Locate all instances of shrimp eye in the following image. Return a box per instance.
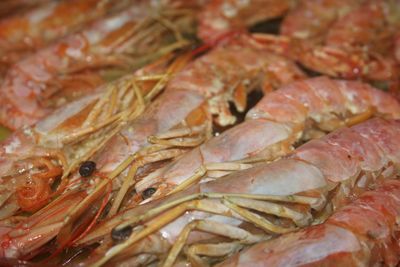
[111,225,133,242]
[79,161,96,177]
[142,187,156,199]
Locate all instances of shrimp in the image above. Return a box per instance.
[0,50,186,220]
[133,76,400,205]
[217,178,400,267]
[197,0,294,44]
[75,117,400,267]
[0,191,87,259]
[280,0,363,40]
[0,51,193,260]
[0,0,195,130]
[55,32,305,246]
[282,0,400,82]
[0,0,132,73]
[198,0,400,83]
[0,33,304,259]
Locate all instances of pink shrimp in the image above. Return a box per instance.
[198,0,400,82]
[0,191,87,259]
[282,0,400,82]
[0,50,194,260]
[217,178,400,267]
[197,0,294,44]
[0,0,195,130]
[74,118,400,267]
[280,0,363,40]
[0,49,187,218]
[0,0,131,72]
[88,33,304,180]
[0,33,304,259]
[54,32,305,245]
[134,76,400,204]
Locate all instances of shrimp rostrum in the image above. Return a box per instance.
[218,178,400,267]
[79,117,400,267]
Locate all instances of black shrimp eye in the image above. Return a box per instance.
[111,225,133,242]
[142,187,156,199]
[79,161,96,177]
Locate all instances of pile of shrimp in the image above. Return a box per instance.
[0,0,399,266]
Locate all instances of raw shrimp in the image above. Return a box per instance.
[77,118,400,267]
[135,76,400,204]
[0,0,131,71]
[0,0,195,130]
[280,0,363,40]
[217,178,400,267]
[0,33,304,259]
[199,0,400,82]
[197,0,294,44]
[55,32,305,246]
[282,0,400,82]
[0,51,186,220]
